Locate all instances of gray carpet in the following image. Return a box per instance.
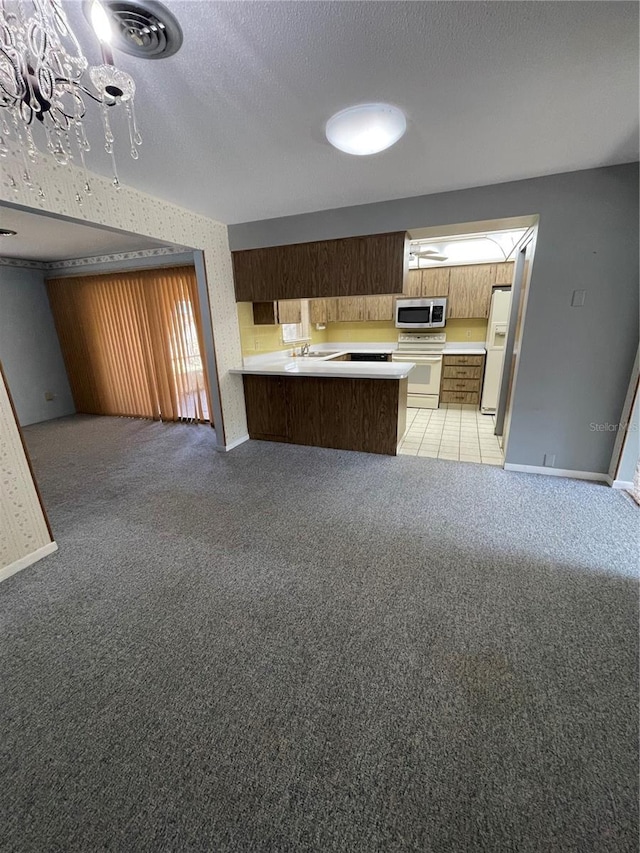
[1,415,638,853]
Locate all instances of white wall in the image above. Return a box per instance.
[0,265,75,425]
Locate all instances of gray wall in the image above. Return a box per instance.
[0,265,75,425]
[229,164,640,474]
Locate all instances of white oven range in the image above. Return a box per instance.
[391,332,446,408]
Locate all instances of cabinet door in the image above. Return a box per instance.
[276,299,302,324]
[447,265,493,318]
[405,269,422,297]
[491,262,514,285]
[252,302,277,325]
[421,267,450,297]
[363,295,393,321]
[243,376,289,440]
[336,296,365,322]
[233,232,407,301]
[309,299,327,324]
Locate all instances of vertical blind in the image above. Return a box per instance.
[47,266,212,423]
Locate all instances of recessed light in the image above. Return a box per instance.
[0,228,17,236]
[325,103,407,156]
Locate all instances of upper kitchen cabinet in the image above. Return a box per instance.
[491,262,515,285]
[232,232,409,302]
[363,295,394,321]
[253,300,303,325]
[421,267,450,297]
[447,265,494,319]
[405,267,450,298]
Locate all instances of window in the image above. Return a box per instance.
[281,300,311,344]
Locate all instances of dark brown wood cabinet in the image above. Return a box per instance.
[233,232,409,302]
[242,374,407,455]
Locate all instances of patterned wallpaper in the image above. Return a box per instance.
[0,157,246,573]
[0,370,52,570]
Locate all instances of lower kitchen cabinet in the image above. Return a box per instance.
[242,374,407,455]
[243,376,289,439]
[440,354,486,406]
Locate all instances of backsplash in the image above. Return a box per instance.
[237,307,488,354]
[324,318,488,343]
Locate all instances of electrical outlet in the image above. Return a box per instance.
[543,453,556,467]
[254,338,260,350]
[466,330,472,339]
[44,391,55,402]
[571,289,586,307]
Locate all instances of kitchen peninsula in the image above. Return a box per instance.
[231,350,414,455]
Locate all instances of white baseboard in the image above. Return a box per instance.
[504,463,608,483]
[606,476,634,490]
[221,433,250,452]
[0,541,58,584]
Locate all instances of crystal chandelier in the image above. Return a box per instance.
[0,0,142,200]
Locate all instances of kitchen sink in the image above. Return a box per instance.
[303,351,341,358]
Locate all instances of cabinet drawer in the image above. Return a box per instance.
[443,366,482,380]
[440,390,480,405]
[442,378,480,392]
[443,355,484,366]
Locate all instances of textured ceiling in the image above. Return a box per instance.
[63,0,638,224]
[0,205,170,261]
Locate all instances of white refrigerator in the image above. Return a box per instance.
[481,288,511,413]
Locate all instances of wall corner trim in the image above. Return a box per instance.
[604,475,634,490]
[0,541,58,584]
[222,434,250,452]
[504,463,609,484]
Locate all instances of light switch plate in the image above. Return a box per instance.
[571,289,586,307]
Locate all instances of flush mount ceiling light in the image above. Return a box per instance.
[0,0,180,202]
[0,228,17,236]
[325,103,406,156]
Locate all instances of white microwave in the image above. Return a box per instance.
[395,298,447,329]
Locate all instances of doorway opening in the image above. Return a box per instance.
[395,216,539,468]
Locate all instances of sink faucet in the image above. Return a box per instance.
[301,342,310,357]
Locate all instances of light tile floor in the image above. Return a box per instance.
[398,405,504,465]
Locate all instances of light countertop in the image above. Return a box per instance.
[231,357,415,380]
[233,345,413,379]
[443,343,486,355]
[232,339,487,380]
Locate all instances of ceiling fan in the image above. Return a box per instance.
[410,248,449,262]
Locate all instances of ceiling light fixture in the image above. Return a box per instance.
[0,0,179,201]
[0,228,17,236]
[325,103,406,156]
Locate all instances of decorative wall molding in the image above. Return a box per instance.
[0,257,48,270]
[46,245,188,270]
[1,245,188,271]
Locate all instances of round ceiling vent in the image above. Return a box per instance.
[86,1,183,59]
